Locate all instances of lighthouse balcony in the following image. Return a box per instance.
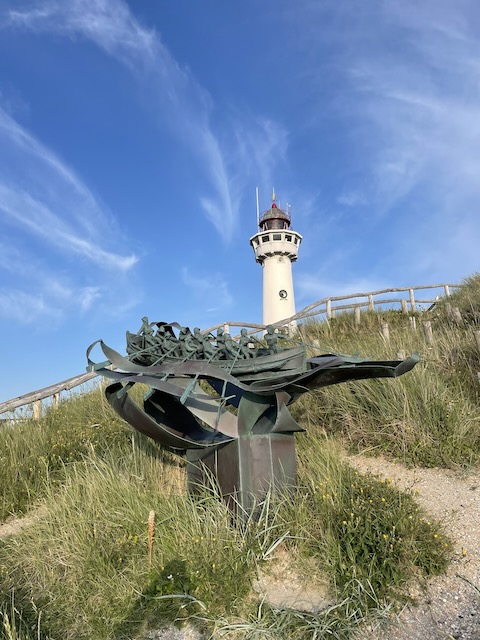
[250,230,302,263]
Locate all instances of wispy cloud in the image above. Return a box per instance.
[0,289,59,323]
[295,273,386,304]
[181,266,233,314]
[0,240,104,323]
[337,190,367,208]
[0,284,102,324]
[0,104,138,323]
[0,182,136,271]
[6,0,288,243]
[287,0,480,282]
[0,106,137,270]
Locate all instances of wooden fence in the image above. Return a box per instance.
[211,283,460,335]
[0,282,461,419]
[0,371,98,421]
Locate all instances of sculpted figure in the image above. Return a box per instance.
[153,325,166,351]
[162,327,181,357]
[238,328,255,359]
[178,327,198,359]
[216,328,226,358]
[192,327,206,359]
[194,327,217,359]
[223,332,241,359]
[138,316,153,336]
[265,325,282,354]
[135,316,155,350]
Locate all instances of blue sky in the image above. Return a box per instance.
[1,0,479,402]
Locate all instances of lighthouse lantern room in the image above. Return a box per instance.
[250,191,302,332]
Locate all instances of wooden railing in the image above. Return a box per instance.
[0,282,461,419]
[210,283,461,335]
[290,283,459,323]
[0,371,98,421]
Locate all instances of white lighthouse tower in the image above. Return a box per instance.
[250,191,302,332]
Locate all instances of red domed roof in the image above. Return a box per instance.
[259,206,290,224]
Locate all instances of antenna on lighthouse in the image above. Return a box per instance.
[256,186,260,227]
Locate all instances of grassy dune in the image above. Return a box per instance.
[294,273,480,468]
[1,274,478,639]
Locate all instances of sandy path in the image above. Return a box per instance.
[348,455,480,640]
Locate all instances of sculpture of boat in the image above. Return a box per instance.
[124,325,306,377]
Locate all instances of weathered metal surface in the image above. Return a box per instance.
[87,319,419,510]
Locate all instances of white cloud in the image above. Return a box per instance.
[8,0,157,64]
[0,120,139,323]
[285,0,480,283]
[0,283,103,323]
[295,273,386,304]
[5,0,288,243]
[0,289,60,323]
[0,106,137,270]
[181,266,233,314]
[0,239,106,321]
[0,182,137,271]
[337,190,367,208]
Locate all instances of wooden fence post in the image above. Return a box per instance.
[444,285,450,297]
[452,307,464,327]
[326,300,332,319]
[401,299,408,314]
[368,294,374,311]
[354,307,361,326]
[52,393,60,408]
[409,316,417,331]
[409,289,417,313]
[423,321,434,345]
[381,322,390,343]
[474,331,480,351]
[32,400,42,420]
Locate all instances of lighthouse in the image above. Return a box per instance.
[250,191,302,332]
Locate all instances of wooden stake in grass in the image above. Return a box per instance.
[355,306,361,326]
[381,322,390,343]
[423,321,434,346]
[474,330,480,352]
[148,510,155,567]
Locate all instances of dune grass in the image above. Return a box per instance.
[3,276,479,638]
[0,385,184,522]
[293,275,480,468]
[0,417,450,639]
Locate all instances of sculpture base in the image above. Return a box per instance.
[186,433,297,513]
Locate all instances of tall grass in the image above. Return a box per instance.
[0,434,449,639]
[0,385,182,521]
[3,277,478,637]
[294,276,480,467]
[0,597,39,640]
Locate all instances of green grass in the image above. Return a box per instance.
[3,275,479,638]
[293,275,480,467]
[0,385,182,521]
[0,597,38,640]
[294,438,449,598]
[0,426,450,640]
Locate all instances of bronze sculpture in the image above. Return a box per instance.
[87,321,418,511]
